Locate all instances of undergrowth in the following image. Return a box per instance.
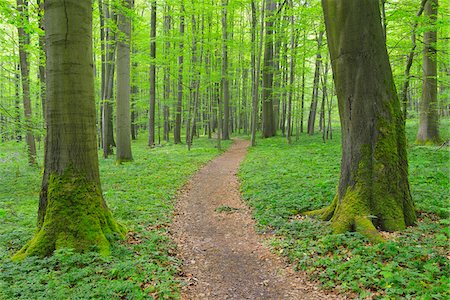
[0,136,230,299]
[239,119,449,299]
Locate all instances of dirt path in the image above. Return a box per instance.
[171,139,342,299]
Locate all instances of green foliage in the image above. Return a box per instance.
[239,120,450,299]
[0,136,230,299]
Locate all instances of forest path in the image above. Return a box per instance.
[171,139,341,300]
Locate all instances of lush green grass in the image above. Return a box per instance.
[239,119,449,299]
[0,136,230,299]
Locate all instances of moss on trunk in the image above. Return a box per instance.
[13,172,125,260]
[309,0,417,242]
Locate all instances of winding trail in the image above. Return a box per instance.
[171,139,342,299]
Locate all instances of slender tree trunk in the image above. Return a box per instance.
[307,31,324,135]
[37,0,46,125]
[286,2,295,144]
[163,9,171,142]
[299,30,306,134]
[308,0,416,242]
[174,1,184,144]
[262,0,275,138]
[416,0,441,144]
[15,63,21,142]
[221,0,230,140]
[14,0,124,260]
[400,0,428,121]
[149,0,157,146]
[101,1,117,158]
[251,0,265,146]
[116,0,133,162]
[16,0,37,166]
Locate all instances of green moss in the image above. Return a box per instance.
[13,171,125,260]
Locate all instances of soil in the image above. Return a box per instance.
[171,139,343,300]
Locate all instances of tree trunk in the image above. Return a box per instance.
[174,1,184,144]
[149,0,157,147]
[163,10,171,142]
[15,63,22,142]
[100,1,116,158]
[262,0,275,138]
[221,0,230,140]
[16,0,37,166]
[286,3,295,144]
[308,0,416,242]
[307,31,324,135]
[116,0,133,162]
[14,0,125,260]
[37,0,46,126]
[400,0,428,121]
[251,0,265,146]
[416,0,441,144]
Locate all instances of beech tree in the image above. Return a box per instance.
[16,0,37,166]
[416,0,441,144]
[14,0,124,259]
[116,0,133,162]
[307,0,416,241]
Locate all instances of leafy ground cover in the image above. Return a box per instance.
[0,137,230,299]
[239,119,449,299]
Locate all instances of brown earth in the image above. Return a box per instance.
[171,139,344,300]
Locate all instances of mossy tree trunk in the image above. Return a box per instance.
[116,0,133,163]
[416,0,441,144]
[14,0,125,260]
[309,0,416,242]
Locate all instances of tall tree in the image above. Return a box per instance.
[307,0,416,242]
[307,30,324,135]
[416,0,441,144]
[174,1,184,144]
[14,0,124,259]
[116,0,133,162]
[262,0,275,138]
[99,0,117,158]
[221,0,230,140]
[149,0,157,147]
[16,0,37,166]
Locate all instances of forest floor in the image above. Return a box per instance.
[171,139,342,299]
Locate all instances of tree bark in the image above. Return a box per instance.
[149,0,157,146]
[221,0,230,140]
[308,0,416,242]
[14,0,124,259]
[286,1,295,144]
[262,0,275,138]
[116,0,133,162]
[307,31,324,135]
[416,0,441,144]
[174,1,184,144]
[163,9,171,142]
[100,1,116,158]
[16,0,37,166]
[400,0,428,121]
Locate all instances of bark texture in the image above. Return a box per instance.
[174,1,185,144]
[309,0,416,241]
[149,0,157,146]
[262,0,275,138]
[221,0,230,140]
[16,0,37,166]
[116,0,133,162]
[14,0,124,259]
[416,0,441,144]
